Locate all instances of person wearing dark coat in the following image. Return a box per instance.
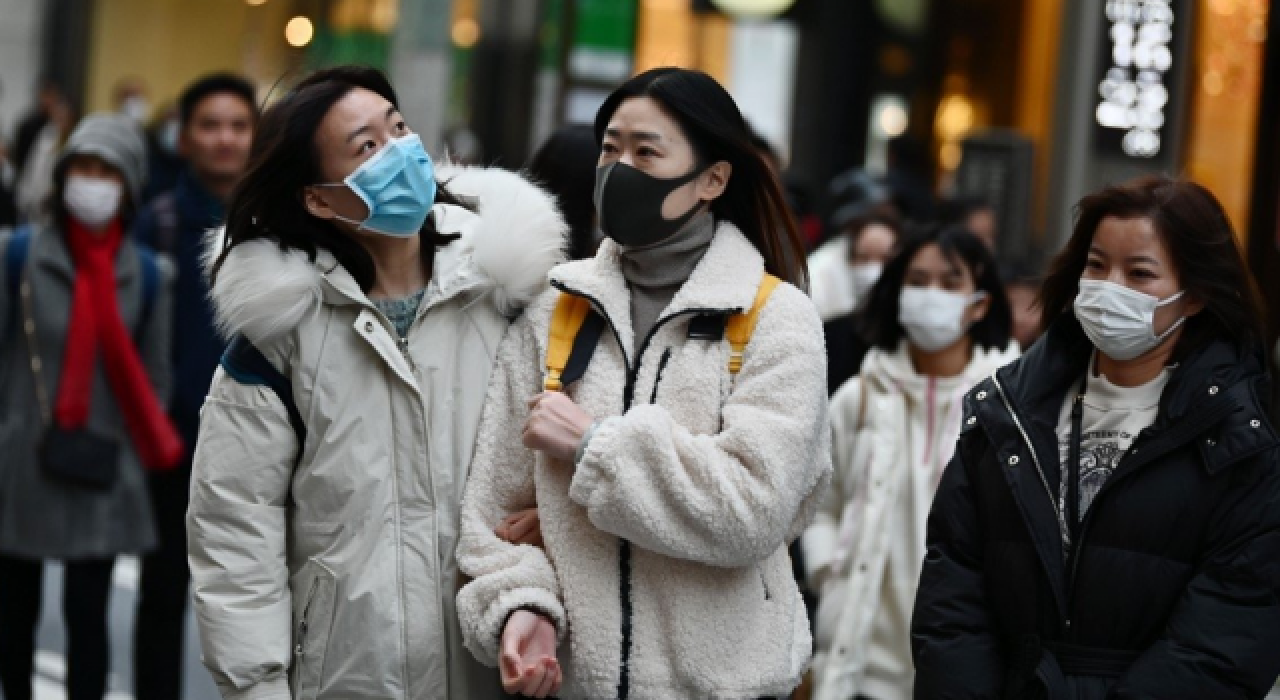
[911,176,1280,700]
[130,72,256,700]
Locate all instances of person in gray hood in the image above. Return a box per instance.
[187,66,566,699]
[0,114,179,700]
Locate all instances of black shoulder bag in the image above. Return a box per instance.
[19,273,119,491]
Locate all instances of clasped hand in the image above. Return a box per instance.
[501,610,561,697]
[496,393,591,695]
[521,391,594,463]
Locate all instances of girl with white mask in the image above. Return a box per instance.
[0,114,181,700]
[913,177,1280,700]
[804,225,1017,700]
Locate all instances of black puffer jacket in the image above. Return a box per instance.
[912,317,1280,700]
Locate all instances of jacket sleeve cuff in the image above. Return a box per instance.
[574,420,603,466]
[472,586,568,667]
[801,524,838,585]
[218,677,291,700]
[568,416,623,508]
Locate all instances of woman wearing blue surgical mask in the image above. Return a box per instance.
[803,225,1016,700]
[187,66,567,699]
[913,177,1280,700]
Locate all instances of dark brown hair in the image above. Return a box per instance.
[212,66,467,292]
[1039,176,1264,355]
[864,224,1012,352]
[594,68,808,288]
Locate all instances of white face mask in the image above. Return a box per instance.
[1073,279,1186,361]
[158,118,180,155]
[851,262,883,309]
[898,286,986,353]
[121,95,151,124]
[63,174,124,231]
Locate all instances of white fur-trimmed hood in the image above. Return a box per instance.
[204,164,568,342]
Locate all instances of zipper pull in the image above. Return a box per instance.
[398,335,415,369]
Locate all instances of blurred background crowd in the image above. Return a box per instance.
[3,0,1279,348]
[0,0,1278,698]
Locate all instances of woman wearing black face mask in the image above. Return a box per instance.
[912,177,1280,699]
[455,68,830,699]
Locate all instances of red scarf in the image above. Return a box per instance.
[56,217,184,470]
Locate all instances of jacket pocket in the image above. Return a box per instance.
[291,558,337,700]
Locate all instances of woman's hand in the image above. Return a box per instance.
[496,508,543,548]
[500,610,561,698]
[522,392,594,463]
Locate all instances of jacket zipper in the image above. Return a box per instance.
[550,281,741,700]
[648,349,672,405]
[293,577,321,689]
[990,373,1071,550]
[398,335,415,370]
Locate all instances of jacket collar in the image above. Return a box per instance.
[205,165,568,344]
[862,339,1020,397]
[549,220,766,356]
[31,223,138,289]
[994,315,1278,474]
[313,213,491,315]
[174,170,225,225]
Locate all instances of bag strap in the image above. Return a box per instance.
[544,293,593,391]
[135,243,159,333]
[220,334,307,468]
[17,262,52,428]
[5,225,32,298]
[544,275,783,392]
[6,227,50,426]
[725,274,780,375]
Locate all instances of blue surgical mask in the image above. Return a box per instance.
[321,133,438,237]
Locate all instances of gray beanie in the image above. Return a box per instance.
[56,113,148,204]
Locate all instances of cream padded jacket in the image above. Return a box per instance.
[803,340,1019,700]
[455,222,833,699]
[187,165,566,700]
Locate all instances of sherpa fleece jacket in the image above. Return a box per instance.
[455,221,833,699]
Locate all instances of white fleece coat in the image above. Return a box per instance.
[802,340,1019,700]
[455,222,833,699]
[807,236,857,322]
[186,165,566,700]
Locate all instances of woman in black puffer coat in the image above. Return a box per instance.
[911,176,1280,700]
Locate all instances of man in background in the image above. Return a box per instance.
[131,72,256,700]
[11,78,75,222]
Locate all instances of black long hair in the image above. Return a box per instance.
[863,224,1012,352]
[527,124,599,261]
[1039,176,1264,356]
[593,68,808,288]
[211,66,466,292]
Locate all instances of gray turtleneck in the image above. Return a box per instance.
[619,211,716,354]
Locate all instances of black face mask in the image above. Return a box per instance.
[593,161,703,247]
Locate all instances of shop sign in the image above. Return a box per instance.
[1093,0,1184,159]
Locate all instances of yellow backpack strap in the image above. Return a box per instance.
[725,274,781,375]
[545,293,592,391]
